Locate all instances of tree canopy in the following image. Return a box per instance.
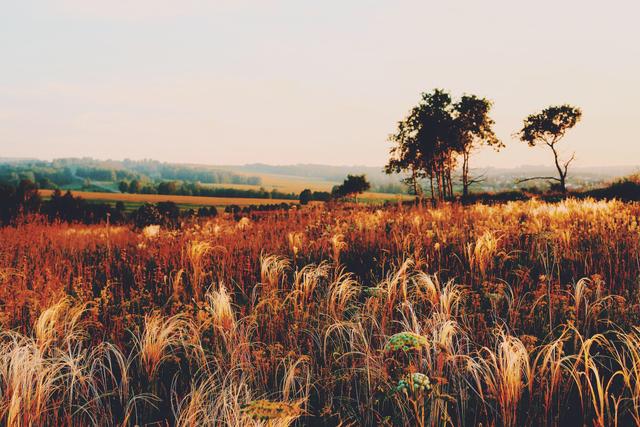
[333,175,371,201]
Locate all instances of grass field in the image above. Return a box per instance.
[2,199,640,425]
[251,172,336,192]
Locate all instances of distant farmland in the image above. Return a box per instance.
[39,189,411,209]
[205,172,412,200]
[38,189,297,208]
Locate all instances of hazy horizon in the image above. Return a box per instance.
[2,1,639,168]
[4,155,640,176]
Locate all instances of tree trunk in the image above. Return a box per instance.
[429,172,436,207]
[411,169,422,206]
[462,150,470,200]
[551,145,567,194]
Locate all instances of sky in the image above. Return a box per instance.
[1,0,639,168]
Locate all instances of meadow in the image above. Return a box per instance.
[1,198,639,426]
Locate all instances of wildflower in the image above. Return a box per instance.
[395,373,432,395]
[385,332,428,352]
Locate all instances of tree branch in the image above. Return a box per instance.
[468,172,488,185]
[563,152,576,176]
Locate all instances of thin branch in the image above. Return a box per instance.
[468,172,488,185]
[468,177,487,185]
[563,152,576,176]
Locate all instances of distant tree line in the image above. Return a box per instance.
[118,180,298,200]
[0,180,209,227]
[0,182,129,225]
[0,180,315,228]
[0,158,263,190]
[153,164,262,185]
[0,164,76,189]
[298,189,332,205]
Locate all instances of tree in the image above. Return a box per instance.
[0,180,41,224]
[129,179,142,193]
[518,105,582,193]
[132,203,162,228]
[299,189,312,205]
[453,95,502,199]
[157,181,179,195]
[334,175,370,202]
[385,89,463,203]
[118,181,129,193]
[312,191,332,202]
[156,201,181,227]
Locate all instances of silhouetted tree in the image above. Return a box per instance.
[0,180,41,224]
[197,206,218,217]
[118,181,129,193]
[311,191,332,202]
[385,89,460,203]
[156,201,181,226]
[518,105,582,193]
[132,203,162,228]
[453,95,502,199]
[334,175,370,202]
[299,189,312,205]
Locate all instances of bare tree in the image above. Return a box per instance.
[517,105,582,193]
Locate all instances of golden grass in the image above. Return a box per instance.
[1,198,640,425]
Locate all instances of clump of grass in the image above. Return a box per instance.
[185,240,213,301]
[330,233,347,265]
[134,313,203,379]
[470,332,532,427]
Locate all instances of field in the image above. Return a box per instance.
[224,172,335,193]
[1,199,640,425]
[203,172,411,201]
[39,188,409,210]
[38,189,298,209]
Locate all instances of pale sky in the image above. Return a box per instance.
[1,0,639,168]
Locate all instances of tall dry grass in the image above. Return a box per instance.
[0,198,638,424]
